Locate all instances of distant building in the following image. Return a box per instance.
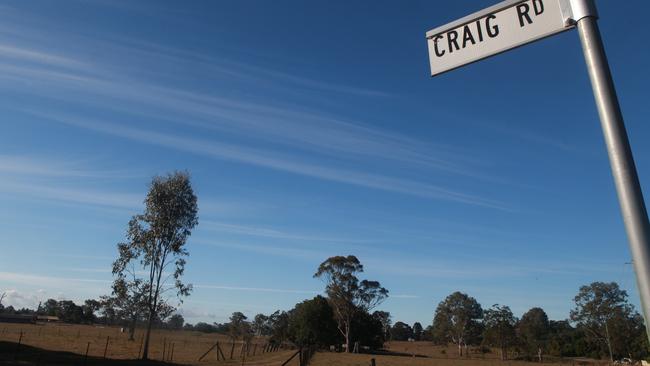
[36,315,60,323]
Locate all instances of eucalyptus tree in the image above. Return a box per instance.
[314,255,389,352]
[483,304,517,360]
[112,171,198,360]
[518,307,550,361]
[413,322,423,341]
[432,291,483,356]
[570,282,634,362]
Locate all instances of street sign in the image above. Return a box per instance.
[426,0,572,76]
[425,0,650,345]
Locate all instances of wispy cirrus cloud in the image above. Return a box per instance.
[0,43,87,70]
[0,179,142,210]
[0,155,137,179]
[194,284,318,295]
[0,35,509,208]
[0,271,110,288]
[200,220,371,243]
[26,112,506,209]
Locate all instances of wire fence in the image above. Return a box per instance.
[0,322,297,365]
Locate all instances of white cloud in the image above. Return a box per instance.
[194,284,318,295]
[1,289,43,309]
[0,179,142,210]
[31,112,506,210]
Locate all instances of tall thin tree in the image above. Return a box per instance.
[112,171,198,360]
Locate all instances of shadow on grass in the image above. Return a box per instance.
[0,341,177,365]
[365,349,429,358]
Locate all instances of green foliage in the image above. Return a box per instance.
[166,314,184,329]
[432,291,483,354]
[252,314,270,336]
[314,255,388,352]
[482,304,517,360]
[391,321,413,341]
[288,296,341,347]
[350,310,385,350]
[372,311,392,340]
[228,311,252,340]
[268,310,291,343]
[422,325,434,342]
[518,307,550,358]
[413,322,423,341]
[35,298,97,324]
[571,282,640,361]
[111,171,198,359]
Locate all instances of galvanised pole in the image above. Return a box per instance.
[573,0,650,342]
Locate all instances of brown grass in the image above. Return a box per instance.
[0,323,295,365]
[0,324,610,366]
[310,351,597,366]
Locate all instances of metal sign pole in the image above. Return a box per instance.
[574,0,650,341]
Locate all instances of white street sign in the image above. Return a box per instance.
[426,0,572,76]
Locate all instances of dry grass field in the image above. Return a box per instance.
[309,352,571,366]
[0,324,609,366]
[308,341,610,366]
[0,322,296,365]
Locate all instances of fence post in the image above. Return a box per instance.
[170,342,175,362]
[103,336,110,359]
[14,331,23,360]
[371,358,376,366]
[198,341,219,362]
[162,337,167,360]
[230,341,235,359]
[281,349,301,366]
[84,341,90,365]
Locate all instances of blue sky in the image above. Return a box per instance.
[0,0,649,326]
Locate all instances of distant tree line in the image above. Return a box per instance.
[0,297,185,330]
[383,281,647,361]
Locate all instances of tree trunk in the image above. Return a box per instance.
[345,322,351,353]
[128,315,137,341]
[604,321,614,363]
[141,309,155,360]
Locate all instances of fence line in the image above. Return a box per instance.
[0,323,303,365]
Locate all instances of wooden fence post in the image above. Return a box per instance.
[103,336,110,359]
[370,358,376,366]
[230,341,235,359]
[198,341,219,362]
[162,337,167,360]
[170,343,175,362]
[217,342,226,360]
[253,343,257,356]
[14,331,23,360]
[281,349,301,366]
[84,341,90,365]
